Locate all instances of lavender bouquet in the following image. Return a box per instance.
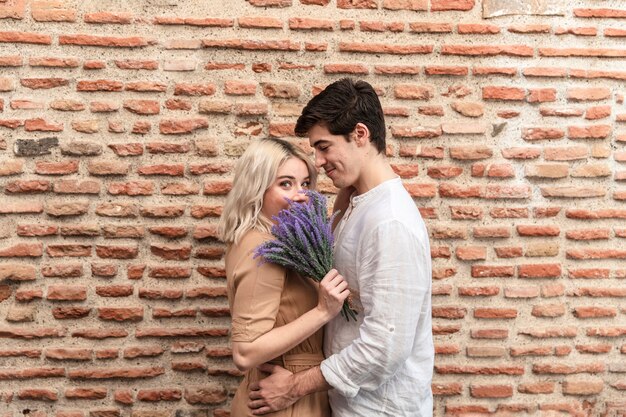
[254,190,357,321]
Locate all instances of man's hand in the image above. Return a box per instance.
[248,363,299,415]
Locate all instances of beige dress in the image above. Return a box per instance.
[226,229,330,417]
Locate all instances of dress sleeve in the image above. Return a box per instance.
[230,240,286,343]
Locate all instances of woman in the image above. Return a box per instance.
[219,138,349,417]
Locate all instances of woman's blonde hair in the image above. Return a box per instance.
[218,138,317,245]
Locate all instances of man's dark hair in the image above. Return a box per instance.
[295,78,386,153]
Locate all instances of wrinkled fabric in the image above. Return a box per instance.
[321,178,434,417]
[226,230,330,417]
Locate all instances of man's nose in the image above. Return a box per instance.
[314,152,324,169]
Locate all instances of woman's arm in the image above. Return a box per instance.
[232,269,349,372]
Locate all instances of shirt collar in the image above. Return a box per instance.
[351,177,401,206]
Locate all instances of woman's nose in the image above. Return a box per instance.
[291,188,307,202]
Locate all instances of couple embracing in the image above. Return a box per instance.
[219,79,434,417]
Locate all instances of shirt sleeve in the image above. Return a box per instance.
[320,220,431,397]
[229,242,286,343]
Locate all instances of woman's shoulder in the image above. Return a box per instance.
[232,228,273,254]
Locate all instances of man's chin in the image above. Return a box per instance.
[330,179,344,189]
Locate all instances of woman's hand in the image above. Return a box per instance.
[316,269,350,321]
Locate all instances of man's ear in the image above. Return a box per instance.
[353,123,370,147]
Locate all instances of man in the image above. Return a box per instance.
[248,78,434,416]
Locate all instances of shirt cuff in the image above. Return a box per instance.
[320,356,360,398]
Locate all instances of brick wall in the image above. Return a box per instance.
[1,0,625,415]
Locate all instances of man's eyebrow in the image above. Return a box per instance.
[311,139,329,148]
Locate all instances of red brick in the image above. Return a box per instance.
[24,118,63,132]
[383,0,427,10]
[458,23,499,34]
[0,243,43,258]
[98,307,143,322]
[519,263,561,278]
[0,55,22,67]
[509,24,550,33]
[456,246,486,261]
[47,285,87,301]
[435,364,523,375]
[339,42,433,55]
[504,286,539,298]
[575,8,626,18]
[562,377,604,394]
[5,180,50,193]
[137,388,182,402]
[35,160,78,175]
[541,186,606,198]
[84,11,133,24]
[165,98,191,110]
[337,0,378,8]
[566,229,610,240]
[18,388,58,401]
[0,31,51,44]
[60,34,154,48]
[518,381,555,394]
[474,308,517,319]
[46,348,91,361]
[159,118,208,134]
[0,264,36,281]
[431,0,474,11]
[483,86,526,100]
[527,88,557,103]
[517,225,560,237]
[522,127,564,141]
[533,362,605,374]
[540,47,626,57]
[556,26,597,36]
[458,286,499,297]
[95,245,138,259]
[123,100,160,115]
[443,45,533,57]
[473,226,510,238]
[125,81,166,92]
[96,285,133,298]
[68,366,164,379]
[472,265,514,277]
[393,84,434,100]
[65,387,107,399]
[585,105,611,120]
[523,67,567,77]
[567,124,611,139]
[41,264,82,278]
[115,59,158,70]
[470,384,513,398]
[107,181,153,196]
[573,307,617,318]
[78,80,123,92]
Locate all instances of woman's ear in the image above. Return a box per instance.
[353,122,370,147]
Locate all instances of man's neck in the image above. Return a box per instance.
[353,155,397,195]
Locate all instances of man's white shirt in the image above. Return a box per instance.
[321,177,434,417]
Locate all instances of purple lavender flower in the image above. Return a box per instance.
[254,190,357,321]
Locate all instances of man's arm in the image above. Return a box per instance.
[248,364,331,415]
